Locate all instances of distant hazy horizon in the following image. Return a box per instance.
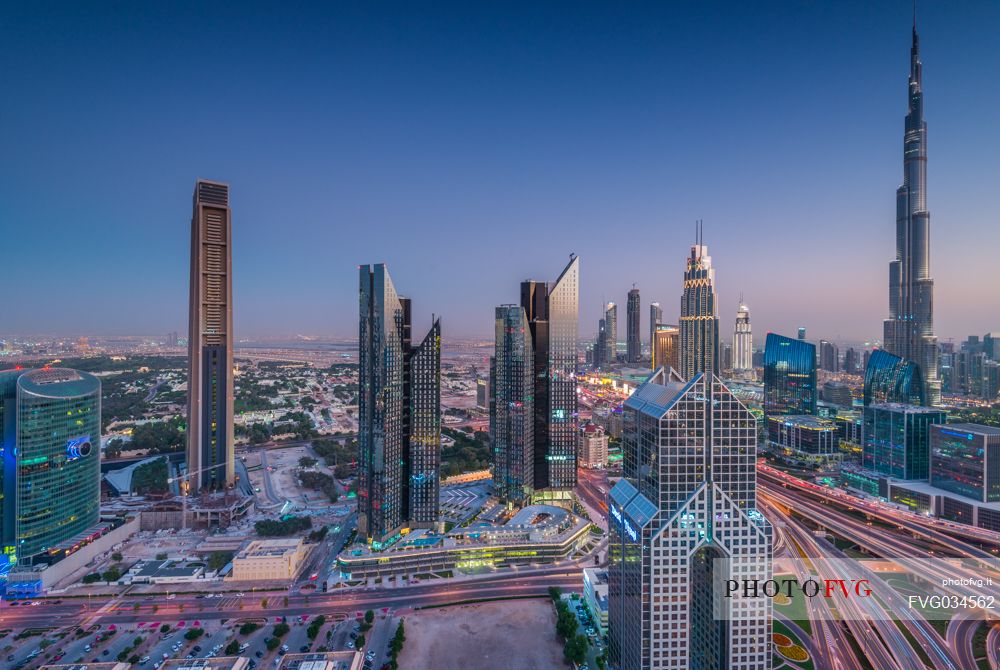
[4,2,999,344]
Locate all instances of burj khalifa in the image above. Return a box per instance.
[883,22,941,406]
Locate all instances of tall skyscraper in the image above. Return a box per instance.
[883,24,941,405]
[844,347,860,375]
[649,302,662,354]
[187,179,235,491]
[819,340,840,373]
[652,324,679,372]
[518,256,579,493]
[733,297,752,374]
[358,264,441,543]
[608,368,771,670]
[594,318,606,370]
[490,305,534,505]
[603,302,618,367]
[1,368,101,566]
[679,221,719,381]
[626,287,641,364]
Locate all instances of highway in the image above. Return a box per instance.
[762,483,994,669]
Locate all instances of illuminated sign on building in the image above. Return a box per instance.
[66,435,92,461]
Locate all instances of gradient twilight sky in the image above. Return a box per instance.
[2,1,999,345]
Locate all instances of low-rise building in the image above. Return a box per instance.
[765,415,840,465]
[160,659,251,670]
[126,559,206,584]
[579,423,609,468]
[278,651,363,670]
[230,538,307,581]
[582,567,609,635]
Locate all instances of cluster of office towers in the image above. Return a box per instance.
[594,221,754,383]
[491,256,581,505]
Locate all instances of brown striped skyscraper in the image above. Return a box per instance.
[186,179,235,491]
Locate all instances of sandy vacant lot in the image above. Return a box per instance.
[399,600,565,670]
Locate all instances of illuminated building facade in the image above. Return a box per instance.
[358,263,441,543]
[862,402,945,480]
[882,25,941,405]
[863,349,925,407]
[679,222,719,381]
[490,305,534,504]
[765,415,839,461]
[609,369,771,670]
[519,256,579,492]
[187,179,235,490]
[763,333,817,418]
[930,423,1000,503]
[649,302,662,355]
[652,325,679,373]
[3,369,101,564]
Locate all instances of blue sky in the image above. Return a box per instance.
[2,1,998,344]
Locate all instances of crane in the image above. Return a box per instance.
[166,461,231,532]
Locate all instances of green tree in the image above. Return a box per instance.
[129,655,141,664]
[239,622,259,636]
[548,586,562,602]
[225,640,240,655]
[112,552,123,562]
[160,625,170,634]
[364,609,374,624]
[265,637,280,651]
[183,628,204,641]
[272,623,290,638]
[207,551,234,572]
[563,634,588,666]
[356,633,366,649]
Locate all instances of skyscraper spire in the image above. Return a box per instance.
[883,16,940,405]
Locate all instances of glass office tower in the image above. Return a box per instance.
[652,325,679,373]
[603,302,618,368]
[649,302,662,355]
[863,349,925,407]
[863,403,945,480]
[608,369,771,670]
[519,255,579,493]
[358,264,441,543]
[408,318,441,527]
[626,288,641,364]
[929,424,1000,503]
[763,333,817,417]
[490,305,534,504]
[0,370,21,564]
[14,369,101,563]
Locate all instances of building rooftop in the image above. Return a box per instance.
[768,415,837,430]
[17,367,101,398]
[237,538,303,558]
[934,423,1000,436]
[160,658,250,670]
[867,402,947,414]
[278,651,363,670]
[41,665,129,670]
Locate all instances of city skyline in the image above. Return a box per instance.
[4,3,1000,342]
